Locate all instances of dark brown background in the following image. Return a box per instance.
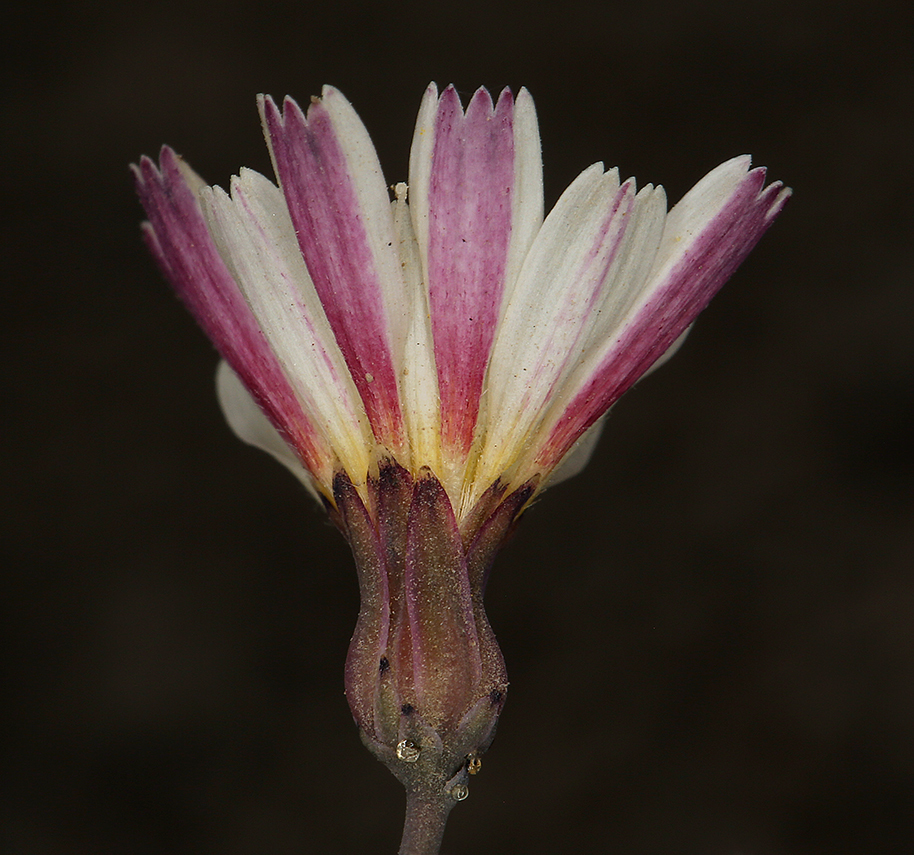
[4,1,913,852]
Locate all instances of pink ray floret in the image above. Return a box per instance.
[424,86,516,454]
[259,91,405,453]
[132,148,330,479]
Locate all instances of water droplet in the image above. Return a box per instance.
[450,783,469,801]
[396,739,420,762]
[467,755,482,775]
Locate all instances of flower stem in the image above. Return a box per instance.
[398,785,454,855]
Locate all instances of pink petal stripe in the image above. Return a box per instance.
[133,148,329,478]
[539,170,791,468]
[259,94,404,451]
[427,86,516,455]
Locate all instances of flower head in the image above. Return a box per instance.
[135,83,788,515]
[134,83,789,847]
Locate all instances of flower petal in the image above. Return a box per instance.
[543,415,607,489]
[133,147,331,481]
[201,168,373,484]
[215,360,321,500]
[408,84,544,459]
[259,88,406,452]
[390,186,443,479]
[538,156,792,467]
[542,326,687,490]
[476,166,665,492]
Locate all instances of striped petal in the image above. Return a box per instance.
[200,168,373,485]
[408,84,543,461]
[259,87,407,454]
[475,165,666,493]
[132,147,332,484]
[538,156,792,468]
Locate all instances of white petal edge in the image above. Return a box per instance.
[500,87,545,307]
[391,187,443,479]
[544,415,607,488]
[216,360,322,502]
[406,83,439,270]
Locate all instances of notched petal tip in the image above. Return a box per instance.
[758,181,793,220]
[691,154,754,195]
[414,464,442,487]
[618,174,637,195]
[140,145,208,196]
[255,92,272,118]
[744,164,770,192]
[129,157,146,182]
[133,146,206,214]
[437,84,517,118]
[133,150,166,186]
[739,163,792,220]
[466,85,496,116]
[438,83,462,114]
[313,86,372,137]
[766,183,793,219]
[284,93,309,121]
[257,92,306,129]
[264,86,361,136]
[151,144,182,173]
